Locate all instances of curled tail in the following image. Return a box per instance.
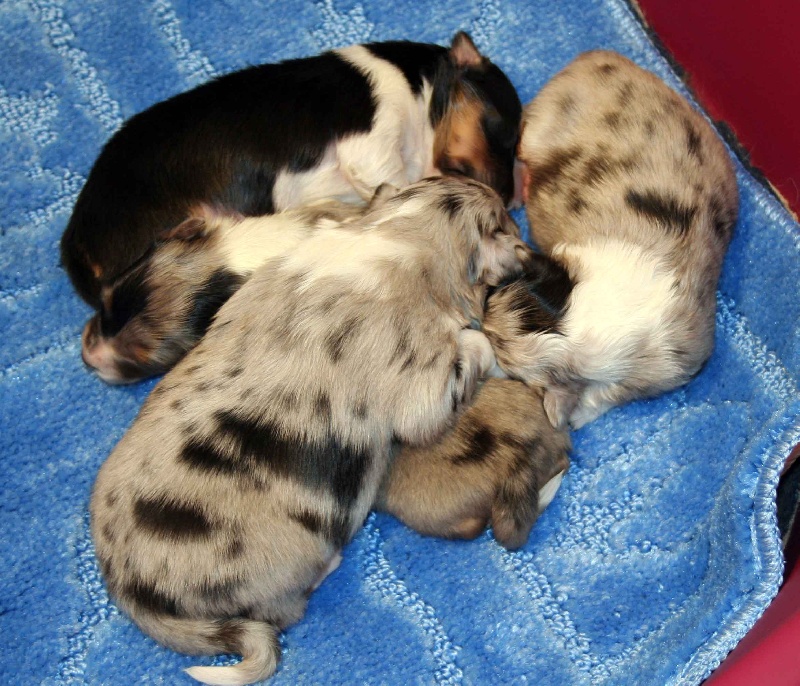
[134,613,280,686]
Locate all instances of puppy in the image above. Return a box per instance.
[488,50,739,429]
[90,177,527,685]
[377,378,571,550]
[62,32,521,310]
[81,200,366,384]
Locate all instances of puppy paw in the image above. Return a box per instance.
[452,329,497,411]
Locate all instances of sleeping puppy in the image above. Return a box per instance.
[62,32,521,310]
[378,378,571,550]
[490,50,739,429]
[89,177,528,686]
[81,200,366,384]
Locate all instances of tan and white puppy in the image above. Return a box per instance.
[488,50,739,429]
[90,177,527,686]
[378,378,571,550]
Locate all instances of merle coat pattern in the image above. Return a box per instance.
[377,378,571,550]
[62,32,521,310]
[89,177,527,686]
[488,50,738,428]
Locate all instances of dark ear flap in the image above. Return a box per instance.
[450,32,484,68]
[522,251,574,314]
[159,217,207,242]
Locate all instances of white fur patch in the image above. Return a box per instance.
[282,228,416,293]
[537,470,564,512]
[218,213,315,276]
[271,46,435,211]
[555,239,681,383]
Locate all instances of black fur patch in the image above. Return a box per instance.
[133,495,213,540]
[62,47,379,303]
[709,195,736,239]
[315,392,332,420]
[581,154,637,186]
[684,119,703,160]
[438,192,464,220]
[567,189,587,214]
[325,316,361,363]
[616,81,635,107]
[124,576,183,617]
[225,537,246,559]
[390,325,412,366]
[212,410,373,510]
[99,261,150,338]
[289,508,351,547]
[364,41,445,95]
[625,189,697,233]
[530,147,583,192]
[199,576,242,603]
[180,437,241,477]
[452,425,496,464]
[351,399,369,419]
[187,269,246,340]
[215,620,245,653]
[488,251,574,334]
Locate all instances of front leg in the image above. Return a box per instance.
[449,328,497,414]
[336,135,409,202]
[391,328,496,447]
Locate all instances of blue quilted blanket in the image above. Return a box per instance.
[2,1,799,684]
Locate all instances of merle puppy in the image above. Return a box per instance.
[378,377,571,549]
[491,50,738,428]
[90,177,527,685]
[62,32,521,310]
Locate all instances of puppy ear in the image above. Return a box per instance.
[543,386,577,429]
[450,32,484,68]
[159,217,208,242]
[369,183,399,210]
[515,242,535,264]
[512,160,530,208]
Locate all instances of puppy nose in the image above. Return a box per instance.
[81,317,120,379]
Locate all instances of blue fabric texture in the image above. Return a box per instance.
[1,1,799,684]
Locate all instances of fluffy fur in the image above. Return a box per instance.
[377,378,571,550]
[89,177,527,685]
[81,200,366,384]
[62,32,521,309]
[486,50,739,428]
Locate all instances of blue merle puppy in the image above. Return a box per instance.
[89,177,527,685]
[504,50,739,429]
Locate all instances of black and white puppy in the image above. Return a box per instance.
[90,177,527,685]
[487,50,738,429]
[62,31,521,312]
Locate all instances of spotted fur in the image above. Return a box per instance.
[494,50,738,428]
[377,378,571,549]
[90,177,527,685]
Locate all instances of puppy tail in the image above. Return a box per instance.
[135,613,280,686]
